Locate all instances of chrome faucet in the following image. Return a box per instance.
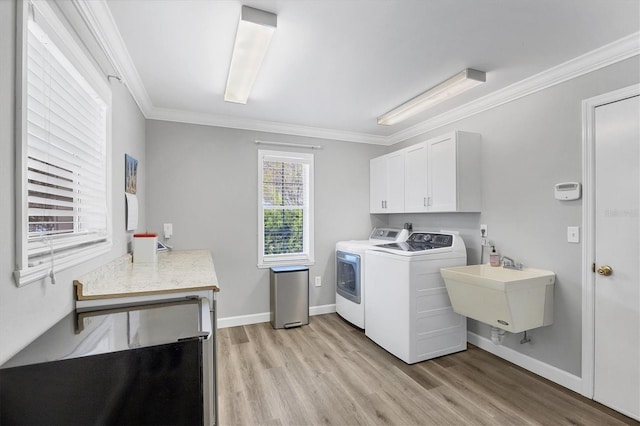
[501,256,523,270]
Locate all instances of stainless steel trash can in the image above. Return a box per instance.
[270,266,309,329]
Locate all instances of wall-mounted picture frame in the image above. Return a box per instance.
[125,154,138,194]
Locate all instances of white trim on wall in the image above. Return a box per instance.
[467,332,583,394]
[147,107,389,145]
[218,304,336,329]
[74,0,639,146]
[580,83,640,399]
[388,33,640,145]
[73,0,153,114]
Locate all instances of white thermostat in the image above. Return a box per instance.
[555,182,581,200]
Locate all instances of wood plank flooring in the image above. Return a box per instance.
[218,313,637,426]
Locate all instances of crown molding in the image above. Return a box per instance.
[74,0,153,114]
[147,107,389,145]
[386,31,640,145]
[77,0,639,146]
[74,0,388,145]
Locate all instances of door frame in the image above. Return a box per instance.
[581,84,640,398]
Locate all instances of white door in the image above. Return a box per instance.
[593,94,639,420]
[428,134,457,212]
[370,156,387,213]
[404,142,428,212]
[386,151,405,213]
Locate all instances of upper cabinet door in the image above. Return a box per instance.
[427,135,458,212]
[370,151,405,213]
[385,151,405,213]
[404,143,429,213]
[370,156,387,213]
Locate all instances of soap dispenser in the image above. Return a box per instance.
[490,246,500,267]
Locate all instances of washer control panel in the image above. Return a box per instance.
[377,232,455,252]
[369,227,404,241]
[407,233,453,248]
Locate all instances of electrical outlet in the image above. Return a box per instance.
[480,224,488,235]
[163,223,173,239]
[315,276,322,287]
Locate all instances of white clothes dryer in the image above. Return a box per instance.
[364,231,467,364]
[335,228,409,329]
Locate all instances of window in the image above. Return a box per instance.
[258,150,314,267]
[14,1,112,287]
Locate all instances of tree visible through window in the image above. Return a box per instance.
[259,150,314,266]
[27,156,75,236]
[263,161,304,255]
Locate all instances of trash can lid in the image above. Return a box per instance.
[270,265,309,273]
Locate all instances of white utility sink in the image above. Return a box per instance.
[441,264,555,333]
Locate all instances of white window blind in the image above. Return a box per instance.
[258,150,314,267]
[15,2,111,286]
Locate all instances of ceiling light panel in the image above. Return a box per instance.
[224,6,277,104]
[378,68,486,126]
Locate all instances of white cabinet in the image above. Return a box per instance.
[427,131,481,212]
[370,151,405,213]
[372,131,481,214]
[369,156,386,213]
[404,143,429,212]
[427,133,459,212]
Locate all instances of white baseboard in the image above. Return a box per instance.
[218,312,270,329]
[217,304,336,329]
[309,303,337,316]
[467,331,582,394]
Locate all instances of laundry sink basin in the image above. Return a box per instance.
[441,264,555,332]
[442,264,555,290]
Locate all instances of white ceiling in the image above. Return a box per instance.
[99,0,639,144]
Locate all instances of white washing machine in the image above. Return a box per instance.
[335,227,409,329]
[364,231,467,364]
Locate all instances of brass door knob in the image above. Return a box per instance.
[597,265,613,276]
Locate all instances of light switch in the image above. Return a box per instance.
[567,226,579,243]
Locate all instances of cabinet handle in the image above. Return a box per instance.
[423,197,427,207]
[427,197,432,206]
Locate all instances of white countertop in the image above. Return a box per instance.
[74,249,220,301]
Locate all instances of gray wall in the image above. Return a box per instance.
[145,121,386,319]
[382,57,640,376]
[1,0,637,381]
[0,0,147,364]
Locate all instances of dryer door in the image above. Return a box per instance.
[336,251,361,304]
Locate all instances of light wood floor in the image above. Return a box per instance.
[218,313,636,426]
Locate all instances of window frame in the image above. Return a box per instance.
[257,149,314,268]
[14,0,112,287]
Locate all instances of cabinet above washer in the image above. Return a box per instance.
[370,150,405,213]
[370,131,482,214]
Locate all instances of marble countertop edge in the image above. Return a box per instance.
[74,249,221,300]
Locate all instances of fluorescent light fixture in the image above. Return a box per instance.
[377,68,486,126]
[224,6,277,104]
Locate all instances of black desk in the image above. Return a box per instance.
[0,298,212,425]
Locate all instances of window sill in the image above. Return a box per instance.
[14,241,112,288]
[257,259,315,269]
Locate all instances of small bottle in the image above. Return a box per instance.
[490,246,500,267]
